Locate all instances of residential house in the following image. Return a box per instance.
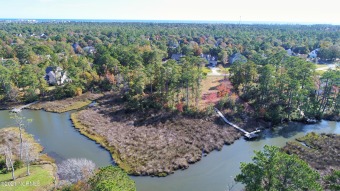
[45,66,71,85]
[229,53,247,64]
[40,33,48,39]
[171,53,184,62]
[286,48,293,56]
[72,43,84,54]
[308,49,319,59]
[83,46,96,54]
[1,57,14,64]
[201,54,217,67]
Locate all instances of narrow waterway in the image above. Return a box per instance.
[133,120,339,191]
[0,110,113,167]
[0,110,339,191]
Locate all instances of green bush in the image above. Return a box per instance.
[13,160,24,169]
[89,166,136,191]
[24,88,39,103]
[0,159,8,173]
[205,104,215,116]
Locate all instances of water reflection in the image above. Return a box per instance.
[0,110,113,167]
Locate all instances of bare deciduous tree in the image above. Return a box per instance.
[0,146,9,172]
[57,158,96,185]
[0,130,19,180]
[10,112,32,161]
[22,141,39,176]
[3,143,16,180]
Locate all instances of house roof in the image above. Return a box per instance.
[171,54,184,61]
[201,54,217,61]
[45,66,54,74]
[230,53,247,64]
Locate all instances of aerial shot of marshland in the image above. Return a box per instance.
[0,0,339,191]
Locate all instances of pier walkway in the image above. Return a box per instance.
[10,101,39,113]
[214,108,260,139]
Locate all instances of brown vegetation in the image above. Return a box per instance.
[71,93,242,176]
[28,92,103,113]
[283,133,340,178]
[0,128,54,164]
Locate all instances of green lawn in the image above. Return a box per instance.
[315,64,328,69]
[0,164,55,191]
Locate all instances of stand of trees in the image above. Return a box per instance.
[235,145,322,191]
[230,51,339,124]
[0,128,38,180]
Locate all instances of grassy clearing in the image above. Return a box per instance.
[199,76,224,109]
[315,70,326,76]
[315,64,328,69]
[0,164,55,191]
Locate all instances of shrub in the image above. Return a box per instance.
[24,88,39,103]
[0,159,7,173]
[89,166,136,191]
[13,160,24,169]
[205,104,215,116]
[176,102,184,112]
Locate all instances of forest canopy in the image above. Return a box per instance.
[0,22,339,122]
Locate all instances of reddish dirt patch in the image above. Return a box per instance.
[200,76,233,109]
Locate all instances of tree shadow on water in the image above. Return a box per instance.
[251,122,320,142]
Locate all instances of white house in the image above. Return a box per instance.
[308,49,319,59]
[286,48,293,56]
[45,66,71,85]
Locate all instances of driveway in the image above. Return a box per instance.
[207,67,227,76]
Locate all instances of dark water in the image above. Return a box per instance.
[0,110,338,191]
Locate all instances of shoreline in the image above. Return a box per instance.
[0,92,103,113]
[283,133,340,188]
[70,109,242,176]
[0,128,57,190]
[1,92,338,177]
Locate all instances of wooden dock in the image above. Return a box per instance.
[214,108,260,139]
[10,101,39,113]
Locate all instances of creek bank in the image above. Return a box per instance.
[0,128,57,190]
[0,92,103,113]
[0,127,53,163]
[283,133,340,187]
[70,93,269,177]
[27,92,103,113]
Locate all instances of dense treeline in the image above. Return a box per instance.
[230,52,339,123]
[0,22,339,115]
